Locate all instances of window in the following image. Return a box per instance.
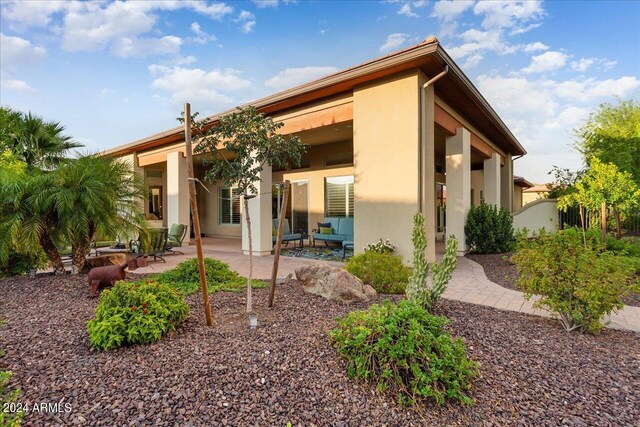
[219,187,241,225]
[325,176,354,217]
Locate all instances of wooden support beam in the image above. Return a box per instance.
[268,181,291,308]
[184,103,213,327]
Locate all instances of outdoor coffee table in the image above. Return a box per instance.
[95,247,130,256]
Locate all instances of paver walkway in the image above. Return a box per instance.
[109,237,640,333]
[447,256,640,333]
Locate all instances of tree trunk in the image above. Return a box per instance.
[71,242,89,275]
[39,233,65,274]
[601,202,607,244]
[579,204,586,248]
[613,208,622,239]
[243,196,253,313]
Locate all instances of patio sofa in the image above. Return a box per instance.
[313,217,353,246]
[272,219,302,247]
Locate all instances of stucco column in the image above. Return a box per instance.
[167,151,190,244]
[483,152,501,206]
[500,153,514,212]
[446,127,471,255]
[241,163,272,256]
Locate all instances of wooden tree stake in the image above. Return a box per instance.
[268,180,291,307]
[184,103,213,327]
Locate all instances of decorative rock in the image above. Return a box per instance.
[295,263,377,303]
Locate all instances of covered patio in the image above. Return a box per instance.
[131,236,344,278]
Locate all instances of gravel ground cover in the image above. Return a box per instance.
[467,252,640,308]
[1,273,639,426]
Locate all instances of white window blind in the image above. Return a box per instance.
[325,176,354,217]
[220,187,241,225]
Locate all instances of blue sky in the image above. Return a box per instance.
[1,0,639,182]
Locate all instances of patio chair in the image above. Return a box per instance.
[130,228,168,263]
[165,223,187,255]
[272,218,303,247]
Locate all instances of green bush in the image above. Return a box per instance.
[345,252,411,294]
[329,300,479,406]
[465,202,514,253]
[513,229,636,334]
[87,280,189,351]
[0,371,22,427]
[153,257,268,296]
[0,247,47,279]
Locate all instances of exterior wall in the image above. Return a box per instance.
[353,71,421,261]
[512,198,559,235]
[194,166,242,238]
[470,170,484,206]
[522,191,547,205]
[513,186,524,210]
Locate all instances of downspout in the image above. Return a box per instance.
[419,65,449,214]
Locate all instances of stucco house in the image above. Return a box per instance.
[105,37,526,261]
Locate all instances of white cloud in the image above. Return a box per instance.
[463,54,483,69]
[148,65,251,108]
[476,72,640,181]
[236,10,256,34]
[2,1,233,58]
[431,0,474,22]
[0,0,67,30]
[190,22,216,44]
[110,36,182,58]
[240,20,256,34]
[252,0,278,8]
[100,88,114,97]
[0,33,47,69]
[473,0,545,32]
[521,51,567,74]
[570,58,595,72]
[396,1,429,18]
[0,78,35,93]
[265,66,340,91]
[523,42,548,52]
[602,60,617,70]
[380,33,408,53]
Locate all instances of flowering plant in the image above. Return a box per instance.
[365,238,395,254]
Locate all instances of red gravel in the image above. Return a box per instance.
[1,274,639,426]
[467,252,640,307]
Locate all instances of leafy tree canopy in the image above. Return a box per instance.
[575,99,640,184]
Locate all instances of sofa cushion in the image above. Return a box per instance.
[337,218,354,237]
[314,233,347,242]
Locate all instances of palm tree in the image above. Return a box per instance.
[50,155,147,273]
[0,167,67,274]
[1,108,82,170]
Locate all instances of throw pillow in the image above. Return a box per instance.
[319,227,333,235]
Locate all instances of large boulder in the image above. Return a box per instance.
[295,263,377,303]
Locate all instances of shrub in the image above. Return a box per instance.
[153,257,268,296]
[1,321,22,427]
[329,300,479,406]
[512,229,636,333]
[0,247,47,279]
[407,213,458,310]
[87,280,189,351]
[345,252,411,294]
[364,238,395,254]
[465,202,514,253]
[0,371,22,427]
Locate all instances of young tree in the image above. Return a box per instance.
[0,109,81,170]
[558,158,640,241]
[575,99,640,184]
[188,106,307,312]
